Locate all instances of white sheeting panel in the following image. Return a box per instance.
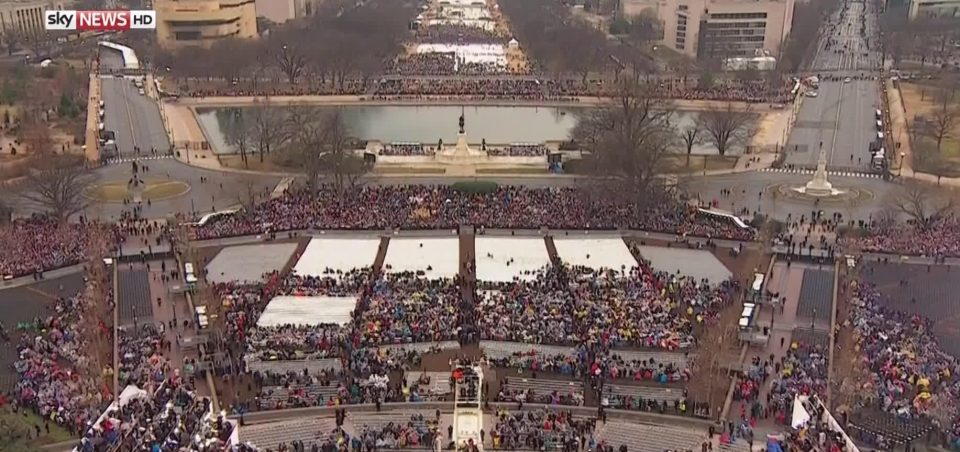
[293,238,381,277]
[416,44,506,66]
[475,237,550,282]
[553,237,637,270]
[384,237,460,279]
[257,296,358,327]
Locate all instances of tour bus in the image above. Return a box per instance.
[872,148,886,170]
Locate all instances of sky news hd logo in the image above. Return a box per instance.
[45,10,156,31]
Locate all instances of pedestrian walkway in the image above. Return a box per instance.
[105,154,174,165]
[759,168,882,179]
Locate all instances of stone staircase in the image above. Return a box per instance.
[502,377,584,396]
[595,421,706,452]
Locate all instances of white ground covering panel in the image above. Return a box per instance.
[293,238,381,277]
[553,237,636,270]
[257,296,358,327]
[475,237,550,282]
[384,237,460,279]
[635,246,732,284]
[416,44,506,66]
[206,243,298,284]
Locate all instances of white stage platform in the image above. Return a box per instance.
[383,237,460,279]
[257,295,358,327]
[293,238,381,277]
[475,237,550,282]
[553,237,637,270]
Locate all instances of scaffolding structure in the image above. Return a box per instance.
[451,364,484,451]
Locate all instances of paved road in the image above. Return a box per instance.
[785,0,884,172]
[98,47,170,159]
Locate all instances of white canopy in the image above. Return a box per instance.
[416,43,507,67]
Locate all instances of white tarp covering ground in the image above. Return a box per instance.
[553,237,637,270]
[634,246,732,284]
[206,243,298,284]
[293,237,381,277]
[416,44,506,67]
[475,237,550,282]
[384,237,460,279]
[257,295,358,327]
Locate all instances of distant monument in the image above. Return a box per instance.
[793,145,845,197]
[436,108,487,161]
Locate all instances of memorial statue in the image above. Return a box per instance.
[458,111,465,135]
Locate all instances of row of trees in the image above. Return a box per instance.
[220,100,366,194]
[152,0,415,86]
[879,8,960,69]
[499,0,659,78]
[572,80,757,205]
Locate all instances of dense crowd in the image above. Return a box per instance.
[486,144,550,156]
[191,185,755,241]
[845,216,960,257]
[491,409,596,450]
[477,264,737,349]
[117,324,172,388]
[851,283,960,435]
[171,75,792,104]
[358,272,463,346]
[0,216,111,279]
[379,142,433,156]
[416,24,503,44]
[13,285,111,436]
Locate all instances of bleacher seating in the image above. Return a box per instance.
[609,350,691,370]
[797,268,834,322]
[604,382,684,403]
[347,410,434,432]
[239,417,339,451]
[406,371,452,396]
[481,341,576,360]
[848,412,934,445]
[719,439,752,452]
[790,328,829,350]
[596,421,706,452]
[502,377,584,396]
[259,382,342,406]
[380,341,460,353]
[246,357,342,375]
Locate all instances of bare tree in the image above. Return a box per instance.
[252,98,287,163]
[698,104,755,156]
[892,182,955,228]
[571,80,676,205]
[236,174,267,210]
[222,108,253,169]
[285,107,367,194]
[679,120,702,166]
[16,154,94,220]
[927,95,959,152]
[273,38,307,84]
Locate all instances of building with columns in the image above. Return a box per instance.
[154,0,257,48]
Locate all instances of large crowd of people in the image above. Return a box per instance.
[491,408,596,450]
[13,285,111,436]
[191,185,755,241]
[0,216,109,279]
[477,264,737,349]
[845,216,960,258]
[851,283,960,439]
[357,273,463,346]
